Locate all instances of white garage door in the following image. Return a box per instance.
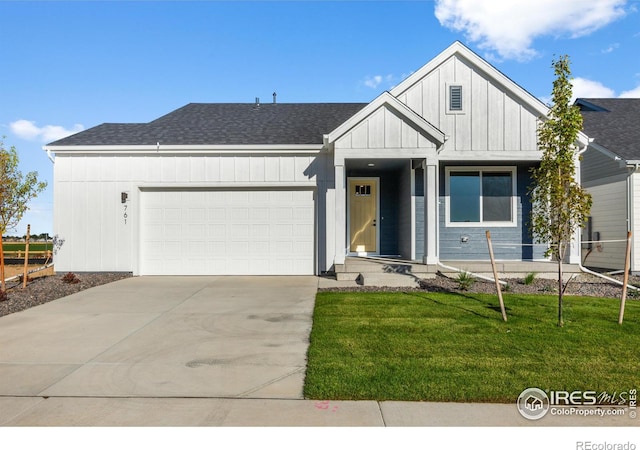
[140,189,315,275]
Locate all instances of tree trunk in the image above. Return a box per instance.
[557,243,564,327]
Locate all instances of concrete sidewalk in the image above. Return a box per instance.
[1,397,635,426]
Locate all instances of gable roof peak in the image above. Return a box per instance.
[390,41,549,118]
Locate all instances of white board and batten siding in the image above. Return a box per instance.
[394,54,540,155]
[53,152,323,275]
[333,105,438,153]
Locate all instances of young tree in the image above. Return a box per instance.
[529,56,592,327]
[0,138,48,292]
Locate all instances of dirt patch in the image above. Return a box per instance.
[3,264,54,279]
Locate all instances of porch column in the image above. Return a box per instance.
[423,159,438,264]
[334,164,346,265]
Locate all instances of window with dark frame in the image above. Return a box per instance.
[448,169,514,223]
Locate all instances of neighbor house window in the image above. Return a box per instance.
[446,167,517,226]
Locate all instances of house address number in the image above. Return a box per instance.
[123,204,128,224]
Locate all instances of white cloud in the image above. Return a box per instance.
[571,77,616,102]
[619,85,640,98]
[434,0,628,61]
[362,74,395,90]
[10,120,84,142]
[601,43,620,54]
[364,75,383,89]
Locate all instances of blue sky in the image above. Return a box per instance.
[1,0,639,236]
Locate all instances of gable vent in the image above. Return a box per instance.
[449,85,463,111]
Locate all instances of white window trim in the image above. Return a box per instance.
[445,166,518,227]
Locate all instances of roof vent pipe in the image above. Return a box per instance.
[255,97,260,107]
[273,92,277,104]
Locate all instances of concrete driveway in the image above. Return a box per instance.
[0,276,317,399]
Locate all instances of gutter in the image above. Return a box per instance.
[43,144,324,154]
[44,147,55,163]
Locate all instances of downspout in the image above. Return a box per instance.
[43,146,55,164]
[577,261,639,290]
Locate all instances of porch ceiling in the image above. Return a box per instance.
[345,158,415,171]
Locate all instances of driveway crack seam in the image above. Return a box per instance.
[237,367,305,398]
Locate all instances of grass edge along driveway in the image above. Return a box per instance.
[303,291,639,403]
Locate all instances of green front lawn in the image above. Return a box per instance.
[304,291,639,402]
[2,242,53,253]
[2,242,52,252]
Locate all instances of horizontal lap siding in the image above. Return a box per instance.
[438,164,546,260]
[581,147,627,185]
[583,181,628,270]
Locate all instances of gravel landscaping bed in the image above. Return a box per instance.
[0,272,132,317]
[1,270,638,318]
[319,272,640,299]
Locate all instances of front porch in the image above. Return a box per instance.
[332,256,582,287]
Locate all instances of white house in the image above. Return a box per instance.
[45,41,586,276]
[579,98,640,273]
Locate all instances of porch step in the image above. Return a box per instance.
[336,257,432,275]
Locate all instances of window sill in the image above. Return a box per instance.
[446,221,517,228]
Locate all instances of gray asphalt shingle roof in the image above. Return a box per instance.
[577,98,640,161]
[48,102,368,146]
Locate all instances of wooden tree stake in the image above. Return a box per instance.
[0,236,5,292]
[619,231,632,325]
[486,231,508,322]
[23,224,31,288]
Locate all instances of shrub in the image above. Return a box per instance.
[61,272,80,284]
[456,271,475,291]
[523,272,537,285]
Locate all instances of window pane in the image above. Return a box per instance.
[482,172,512,221]
[450,172,480,222]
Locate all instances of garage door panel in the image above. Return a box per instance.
[140,189,314,275]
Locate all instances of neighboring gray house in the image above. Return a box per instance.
[579,98,640,272]
[45,41,586,276]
